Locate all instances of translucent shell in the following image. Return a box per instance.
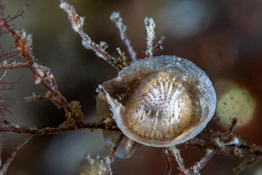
[97,55,216,147]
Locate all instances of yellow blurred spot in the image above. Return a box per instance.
[216,87,256,127]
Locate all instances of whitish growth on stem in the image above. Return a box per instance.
[60,1,121,70]
[169,146,186,172]
[0,61,28,70]
[110,12,137,62]
[144,17,156,57]
[116,47,128,67]
[59,1,84,33]
[80,155,112,175]
[190,149,214,174]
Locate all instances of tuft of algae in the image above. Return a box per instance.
[215,80,256,127]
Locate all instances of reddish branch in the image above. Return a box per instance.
[0,50,19,60]
[166,119,262,175]
[233,156,259,175]
[163,148,173,175]
[0,135,33,175]
[0,62,28,69]
[188,149,215,174]
[6,7,25,23]
[0,80,15,115]
[183,131,262,175]
[0,7,84,125]
[169,146,186,173]
[1,120,119,135]
[109,133,124,161]
[0,5,122,174]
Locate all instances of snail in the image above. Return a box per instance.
[97,55,216,148]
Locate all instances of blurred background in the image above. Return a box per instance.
[1,0,262,174]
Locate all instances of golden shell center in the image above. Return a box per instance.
[124,71,200,141]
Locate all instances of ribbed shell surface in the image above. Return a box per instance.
[97,55,216,147]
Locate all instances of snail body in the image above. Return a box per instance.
[97,55,216,147]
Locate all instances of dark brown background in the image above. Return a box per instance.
[1,0,262,174]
